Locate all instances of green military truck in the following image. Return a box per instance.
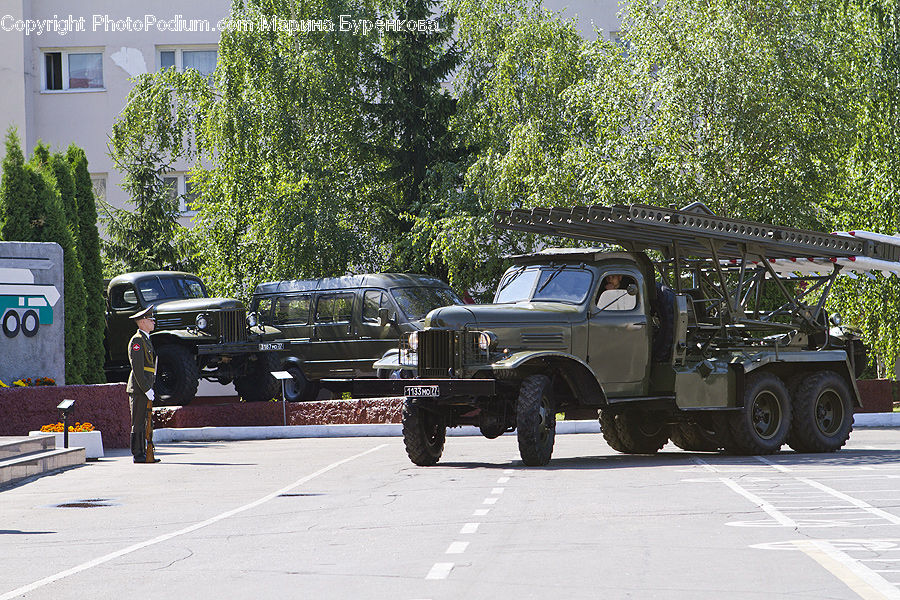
[104,271,277,404]
[357,203,874,466]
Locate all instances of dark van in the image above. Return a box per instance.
[247,273,463,400]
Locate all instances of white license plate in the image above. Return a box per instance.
[259,342,284,351]
[405,385,440,397]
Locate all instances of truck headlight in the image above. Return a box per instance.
[196,314,209,331]
[478,331,497,351]
[830,313,842,326]
[247,312,259,327]
[408,331,419,352]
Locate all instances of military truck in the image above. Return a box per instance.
[105,271,277,404]
[355,203,877,466]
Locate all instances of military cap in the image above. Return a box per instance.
[131,306,155,320]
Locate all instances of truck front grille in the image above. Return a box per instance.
[419,329,457,378]
[220,309,247,343]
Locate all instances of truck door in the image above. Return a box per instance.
[587,269,652,396]
[106,283,140,368]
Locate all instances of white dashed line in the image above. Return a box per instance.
[446,542,469,554]
[460,523,480,534]
[473,509,490,516]
[503,469,514,474]
[793,540,900,600]
[497,477,510,484]
[692,457,720,472]
[491,488,504,495]
[425,563,454,580]
[755,456,792,472]
[483,497,499,505]
[798,478,900,526]
[720,478,797,526]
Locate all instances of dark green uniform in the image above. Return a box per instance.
[127,330,156,460]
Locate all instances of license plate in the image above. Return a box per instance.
[259,342,284,351]
[405,385,440,397]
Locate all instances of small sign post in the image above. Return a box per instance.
[270,371,293,426]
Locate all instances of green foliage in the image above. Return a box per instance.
[67,145,106,383]
[1,131,88,384]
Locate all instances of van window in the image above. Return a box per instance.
[255,297,273,323]
[274,295,310,324]
[316,294,353,323]
[362,290,386,322]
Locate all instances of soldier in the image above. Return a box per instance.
[127,306,158,463]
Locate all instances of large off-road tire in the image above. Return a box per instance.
[787,371,853,453]
[234,353,281,402]
[726,372,792,455]
[614,410,670,454]
[402,399,446,466]
[670,422,721,452]
[282,363,315,402]
[516,375,556,466]
[599,409,629,453]
[155,344,200,405]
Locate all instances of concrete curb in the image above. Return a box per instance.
[153,413,898,443]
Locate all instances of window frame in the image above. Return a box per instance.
[157,45,218,79]
[41,48,105,93]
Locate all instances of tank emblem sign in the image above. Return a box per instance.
[0,267,61,338]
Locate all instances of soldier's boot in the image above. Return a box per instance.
[131,432,146,463]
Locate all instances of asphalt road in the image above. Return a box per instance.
[3,430,900,600]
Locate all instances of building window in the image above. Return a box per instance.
[90,175,106,204]
[158,47,217,81]
[162,173,198,214]
[43,50,104,91]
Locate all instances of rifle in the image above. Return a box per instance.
[143,358,156,463]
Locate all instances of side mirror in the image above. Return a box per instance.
[378,308,396,327]
[627,283,638,296]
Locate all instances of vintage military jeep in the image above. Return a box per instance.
[104,271,276,404]
[246,273,463,401]
[357,203,873,466]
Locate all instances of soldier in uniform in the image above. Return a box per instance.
[127,306,158,463]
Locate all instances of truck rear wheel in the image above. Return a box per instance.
[402,399,446,466]
[670,423,720,452]
[516,375,556,466]
[234,353,281,402]
[613,410,670,454]
[726,372,791,455]
[787,371,853,453]
[155,344,199,405]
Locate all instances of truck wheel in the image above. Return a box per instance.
[2,310,19,338]
[155,345,200,405]
[726,372,792,455]
[787,371,853,453]
[402,399,446,466]
[516,374,556,466]
[21,310,39,337]
[614,410,670,454]
[599,410,629,453]
[234,354,281,402]
[282,364,314,402]
[670,423,720,452]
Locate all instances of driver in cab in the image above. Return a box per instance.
[598,273,636,311]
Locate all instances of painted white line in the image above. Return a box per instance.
[873,570,900,573]
[691,457,719,472]
[0,444,388,600]
[446,541,469,554]
[473,509,490,516]
[425,563,454,580]
[460,523,480,534]
[491,488,504,495]
[755,456,792,472]
[798,478,900,526]
[497,476,510,484]
[720,478,797,526]
[794,540,900,600]
[503,469,514,475]
[483,497,499,505]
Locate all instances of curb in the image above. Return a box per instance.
[153,413,898,443]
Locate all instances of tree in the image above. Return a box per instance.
[1,131,88,383]
[67,145,106,383]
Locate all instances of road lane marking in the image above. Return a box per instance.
[497,477,510,484]
[491,488,504,495]
[798,478,900,526]
[460,523,480,534]
[793,540,900,600]
[691,457,719,472]
[473,509,490,516]
[503,469,514,474]
[755,456,792,472]
[483,497,499,505]
[446,542,469,554]
[720,478,797,526]
[0,444,388,600]
[426,563,454,580]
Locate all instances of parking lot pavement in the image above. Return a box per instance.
[2,430,900,599]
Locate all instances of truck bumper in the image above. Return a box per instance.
[348,378,496,400]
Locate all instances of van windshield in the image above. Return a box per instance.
[391,287,463,321]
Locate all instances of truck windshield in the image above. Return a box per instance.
[495,266,593,304]
[391,287,463,321]
[137,276,208,303]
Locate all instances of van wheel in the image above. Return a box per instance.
[516,375,556,466]
[402,399,446,466]
[155,345,199,405]
[234,353,280,402]
[283,364,313,402]
[787,371,853,453]
[726,372,791,455]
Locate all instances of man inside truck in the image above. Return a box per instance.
[598,273,637,311]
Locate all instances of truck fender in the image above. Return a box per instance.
[492,351,608,406]
[150,330,215,344]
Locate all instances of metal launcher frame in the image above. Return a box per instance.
[493,203,900,347]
